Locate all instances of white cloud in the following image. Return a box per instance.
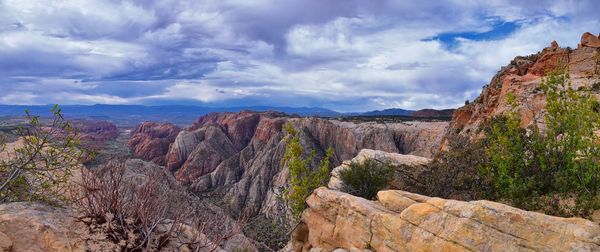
[0,0,598,111]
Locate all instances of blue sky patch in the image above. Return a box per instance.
[428,20,520,49]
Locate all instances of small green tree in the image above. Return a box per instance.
[282,122,332,219]
[541,71,600,213]
[0,105,84,205]
[481,93,535,206]
[339,158,394,199]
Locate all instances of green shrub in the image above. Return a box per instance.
[282,122,333,219]
[481,70,600,215]
[425,134,492,200]
[592,82,600,92]
[339,158,394,199]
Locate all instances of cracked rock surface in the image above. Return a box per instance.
[291,187,600,252]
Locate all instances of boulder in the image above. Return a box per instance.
[0,159,258,252]
[291,187,600,252]
[581,32,600,48]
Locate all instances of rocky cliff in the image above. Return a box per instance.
[71,120,119,145]
[290,150,600,252]
[447,32,600,142]
[130,111,448,218]
[128,122,181,166]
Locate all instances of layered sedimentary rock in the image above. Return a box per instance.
[71,120,119,144]
[127,122,181,166]
[148,111,447,217]
[447,32,600,142]
[291,187,600,252]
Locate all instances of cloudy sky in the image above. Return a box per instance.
[0,0,599,112]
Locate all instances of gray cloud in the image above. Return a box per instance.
[0,0,599,111]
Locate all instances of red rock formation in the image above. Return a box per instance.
[445,32,600,144]
[71,120,119,150]
[127,122,180,166]
[580,32,600,48]
[191,111,266,150]
[156,111,448,217]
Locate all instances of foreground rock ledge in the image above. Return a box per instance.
[291,187,600,252]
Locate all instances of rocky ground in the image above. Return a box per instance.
[290,150,600,252]
[0,158,258,252]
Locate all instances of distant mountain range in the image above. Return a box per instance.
[0,104,454,126]
[352,108,414,116]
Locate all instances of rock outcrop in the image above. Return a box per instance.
[71,120,119,145]
[446,32,600,143]
[153,111,447,218]
[127,122,181,166]
[291,187,600,252]
[580,32,600,48]
[93,159,258,251]
[0,202,100,252]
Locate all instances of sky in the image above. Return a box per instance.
[0,0,599,112]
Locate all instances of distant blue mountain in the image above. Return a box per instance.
[357,108,415,116]
[0,105,453,127]
[0,104,341,126]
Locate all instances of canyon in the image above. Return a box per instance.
[128,111,448,219]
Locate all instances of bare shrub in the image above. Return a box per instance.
[73,160,187,250]
[73,160,248,251]
[181,211,249,252]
